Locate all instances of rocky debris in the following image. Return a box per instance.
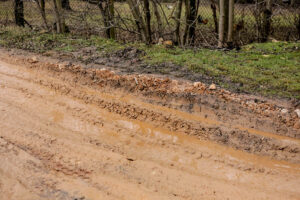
[193,82,206,93]
[94,58,106,65]
[5,53,300,132]
[28,56,38,63]
[113,47,146,60]
[294,109,300,118]
[193,82,204,88]
[58,62,72,70]
[2,53,300,164]
[292,100,300,109]
[73,197,85,200]
[294,120,300,129]
[209,83,216,90]
[281,108,288,114]
[81,47,97,54]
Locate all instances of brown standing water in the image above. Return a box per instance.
[0,50,299,200]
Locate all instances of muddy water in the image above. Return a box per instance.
[122,94,300,144]
[0,58,300,200]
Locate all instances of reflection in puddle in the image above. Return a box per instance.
[50,110,101,134]
[121,94,300,144]
[118,120,178,144]
[116,119,300,173]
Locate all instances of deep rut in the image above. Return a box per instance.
[0,52,299,200]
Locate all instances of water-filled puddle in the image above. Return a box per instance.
[117,118,300,173]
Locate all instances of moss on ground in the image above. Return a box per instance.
[0,26,299,100]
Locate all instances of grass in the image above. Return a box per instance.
[144,43,300,99]
[0,26,299,100]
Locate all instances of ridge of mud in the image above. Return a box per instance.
[34,77,300,163]
[1,49,299,136]
[0,53,299,163]
[25,54,300,136]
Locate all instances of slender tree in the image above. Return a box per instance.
[218,0,225,47]
[218,0,232,47]
[62,0,71,10]
[174,0,183,45]
[14,0,24,26]
[34,0,48,29]
[183,0,190,44]
[210,0,218,34]
[224,0,229,38]
[152,0,163,39]
[227,0,234,46]
[53,0,66,33]
[261,0,272,42]
[296,13,300,40]
[188,0,198,45]
[143,0,152,44]
[108,0,115,39]
[98,0,115,39]
[127,0,147,42]
[41,0,45,14]
[290,0,295,7]
[183,0,199,45]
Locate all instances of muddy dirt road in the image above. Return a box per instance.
[0,51,299,200]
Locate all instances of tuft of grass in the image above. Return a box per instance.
[0,26,125,53]
[0,26,299,100]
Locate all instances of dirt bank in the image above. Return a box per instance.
[0,49,299,200]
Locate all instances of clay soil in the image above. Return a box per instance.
[0,49,299,200]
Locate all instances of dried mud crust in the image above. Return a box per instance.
[0,51,299,164]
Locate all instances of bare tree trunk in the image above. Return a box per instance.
[41,0,45,14]
[290,0,295,7]
[174,0,183,45]
[188,0,197,45]
[218,0,230,47]
[218,0,225,47]
[53,0,66,33]
[127,0,147,42]
[224,0,229,41]
[14,0,24,26]
[98,0,115,39]
[34,0,48,29]
[108,0,115,39]
[183,0,190,45]
[62,0,71,10]
[143,0,152,44]
[227,0,234,46]
[152,1,163,39]
[262,0,272,42]
[98,2,109,37]
[294,12,300,40]
[210,0,218,34]
[183,0,199,45]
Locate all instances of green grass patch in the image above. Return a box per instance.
[0,26,299,100]
[143,42,300,99]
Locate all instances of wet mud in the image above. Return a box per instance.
[0,49,299,200]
